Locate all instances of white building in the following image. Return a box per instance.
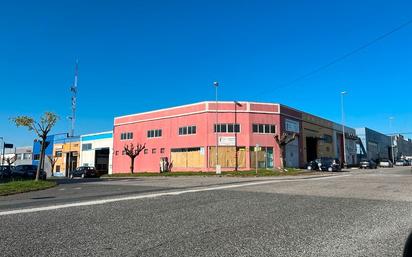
[80,131,113,175]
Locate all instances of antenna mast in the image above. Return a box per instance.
[70,60,78,137]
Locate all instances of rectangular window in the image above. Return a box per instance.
[252,124,258,133]
[270,125,276,134]
[258,124,264,133]
[220,124,227,132]
[182,127,187,135]
[228,124,234,133]
[152,148,157,154]
[56,165,61,172]
[160,148,165,154]
[82,143,92,151]
[34,154,40,160]
[144,149,148,154]
[235,124,240,133]
[55,151,62,157]
[264,124,270,133]
[179,127,183,135]
[192,126,196,134]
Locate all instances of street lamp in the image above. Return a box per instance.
[214,82,220,174]
[0,137,4,166]
[234,101,242,171]
[341,91,347,168]
[389,116,395,163]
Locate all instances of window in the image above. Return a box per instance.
[147,129,162,138]
[122,150,126,155]
[82,143,92,151]
[144,149,148,154]
[253,124,276,134]
[56,165,61,172]
[214,123,240,133]
[152,148,157,154]
[55,151,62,157]
[33,154,40,160]
[179,125,197,135]
[160,148,165,154]
[120,132,133,140]
[23,153,32,160]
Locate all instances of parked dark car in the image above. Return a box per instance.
[306,157,342,172]
[70,166,98,179]
[11,165,47,180]
[359,159,377,169]
[0,165,14,179]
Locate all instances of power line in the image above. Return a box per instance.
[252,17,412,98]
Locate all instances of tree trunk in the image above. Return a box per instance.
[130,157,135,174]
[279,146,286,171]
[37,139,46,181]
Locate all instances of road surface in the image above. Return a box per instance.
[1,167,412,256]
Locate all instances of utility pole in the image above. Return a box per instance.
[214,82,220,174]
[341,91,347,168]
[234,101,242,171]
[389,117,395,163]
[0,137,4,166]
[70,60,78,137]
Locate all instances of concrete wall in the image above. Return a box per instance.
[355,127,390,161]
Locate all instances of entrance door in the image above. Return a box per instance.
[306,137,318,162]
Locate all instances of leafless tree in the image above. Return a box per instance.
[124,143,146,174]
[11,112,59,181]
[47,155,59,176]
[274,132,297,170]
[4,154,17,169]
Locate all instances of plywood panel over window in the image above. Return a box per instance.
[208,147,246,168]
[171,148,204,168]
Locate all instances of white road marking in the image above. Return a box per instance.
[0,174,349,216]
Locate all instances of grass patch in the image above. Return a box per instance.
[0,180,57,196]
[103,168,310,178]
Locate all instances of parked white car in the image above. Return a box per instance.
[379,159,393,168]
[395,160,409,166]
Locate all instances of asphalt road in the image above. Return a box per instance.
[1,167,412,257]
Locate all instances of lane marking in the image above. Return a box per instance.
[0,174,349,216]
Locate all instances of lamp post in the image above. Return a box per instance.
[341,91,347,168]
[0,137,4,166]
[214,82,220,174]
[234,101,242,171]
[389,117,395,163]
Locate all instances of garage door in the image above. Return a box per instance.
[285,138,299,168]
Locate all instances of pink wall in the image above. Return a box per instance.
[112,102,289,173]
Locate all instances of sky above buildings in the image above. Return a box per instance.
[1,0,412,146]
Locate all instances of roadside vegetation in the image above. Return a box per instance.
[102,168,313,178]
[0,180,56,196]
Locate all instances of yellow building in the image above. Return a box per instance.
[52,137,80,176]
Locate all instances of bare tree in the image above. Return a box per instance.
[11,112,59,181]
[274,132,297,170]
[47,155,59,177]
[4,154,17,169]
[124,143,146,174]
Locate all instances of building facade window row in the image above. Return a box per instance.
[120,132,133,140]
[179,125,196,135]
[214,123,241,133]
[252,124,276,134]
[147,129,162,138]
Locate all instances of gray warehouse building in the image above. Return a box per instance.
[356,127,391,161]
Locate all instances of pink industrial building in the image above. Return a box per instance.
[112,101,357,173]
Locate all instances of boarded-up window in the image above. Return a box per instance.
[171,148,204,168]
[208,146,246,168]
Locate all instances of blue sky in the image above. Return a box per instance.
[1,0,412,146]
